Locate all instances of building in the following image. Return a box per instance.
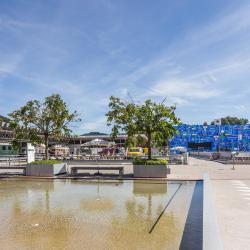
[0,115,13,143]
[64,132,127,155]
[0,142,17,155]
[50,145,70,156]
[170,124,250,152]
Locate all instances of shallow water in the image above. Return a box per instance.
[0,179,195,250]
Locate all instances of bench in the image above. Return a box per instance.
[0,166,26,175]
[71,166,124,178]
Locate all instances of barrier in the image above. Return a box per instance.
[0,155,27,166]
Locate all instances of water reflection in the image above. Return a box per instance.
[133,180,168,195]
[0,179,189,249]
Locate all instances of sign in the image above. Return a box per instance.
[27,143,35,163]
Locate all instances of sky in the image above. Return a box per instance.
[1,0,250,134]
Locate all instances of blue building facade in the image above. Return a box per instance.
[170,124,250,152]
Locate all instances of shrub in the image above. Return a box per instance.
[133,158,167,165]
[29,160,63,165]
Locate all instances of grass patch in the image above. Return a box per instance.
[29,160,63,165]
[133,158,167,165]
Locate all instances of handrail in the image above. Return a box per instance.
[0,155,27,166]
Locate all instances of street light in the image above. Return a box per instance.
[231,151,238,170]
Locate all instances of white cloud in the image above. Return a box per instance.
[149,80,220,99]
[79,116,107,132]
[166,3,250,61]
[0,54,22,76]
[2,1,250,129]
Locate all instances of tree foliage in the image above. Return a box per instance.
[0,115,11,130]
[210,117,248,125]
[9,94,80,159]
[125,134,148,148]
[106,96,180,159]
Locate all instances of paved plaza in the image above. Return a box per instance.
[169,157,250,180]
[170,158,250,250]
[210,179,250,250]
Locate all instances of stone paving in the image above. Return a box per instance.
[211,179,250,250]
[173,158,250,250]
[169,157,250,180]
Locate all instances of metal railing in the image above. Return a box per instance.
[0,155,27,166]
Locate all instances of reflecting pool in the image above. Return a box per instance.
[0,179,198,250]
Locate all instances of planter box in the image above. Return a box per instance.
[26,163,68,177]
[133,165,169,178]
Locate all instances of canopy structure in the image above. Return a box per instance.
[170,146,187,153]
[81,139,115,148]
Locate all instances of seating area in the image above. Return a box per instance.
[0,166,26,175]
[70,166,124,178]
[0,165,125,178]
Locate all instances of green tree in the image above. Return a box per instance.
[9,94,80,159]
[210,117,249,125]
[0,115,10,130]
[106,96,180,160]
[125,134,148,148]
[221,116,248,125]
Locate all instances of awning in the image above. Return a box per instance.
[80,139,115,147]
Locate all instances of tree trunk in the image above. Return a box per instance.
[147,133,152,160]
[44,135,49,160]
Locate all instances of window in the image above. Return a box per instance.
[2,146,6,150]
[8,146,12,150]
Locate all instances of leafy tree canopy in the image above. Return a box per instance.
[9,94,80,159]
[106,96,180,159]
[0,115,12,130]
[210,116,248,125]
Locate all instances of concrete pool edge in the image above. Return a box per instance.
[203,174,223,250]
[180,181,203,250]
[0,174,203,182]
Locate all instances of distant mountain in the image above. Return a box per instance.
[81,132,108,136]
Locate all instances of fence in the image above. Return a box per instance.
[0,155,27,166]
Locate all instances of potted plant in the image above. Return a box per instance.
[133,158,169,178]
[26,160,67,177]
[106,96,180,178]
[8,94,81,176]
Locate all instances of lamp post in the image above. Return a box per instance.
[231,151,238,170]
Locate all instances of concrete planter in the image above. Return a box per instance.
[26,163,68,177]
[133,164,169,178]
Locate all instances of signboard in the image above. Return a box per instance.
[27,143,35,163]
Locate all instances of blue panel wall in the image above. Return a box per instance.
[170,124,250,152]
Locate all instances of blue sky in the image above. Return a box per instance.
[1,0,250,133]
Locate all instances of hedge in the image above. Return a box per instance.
[133,158,167,165]
[29,160,63,165]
